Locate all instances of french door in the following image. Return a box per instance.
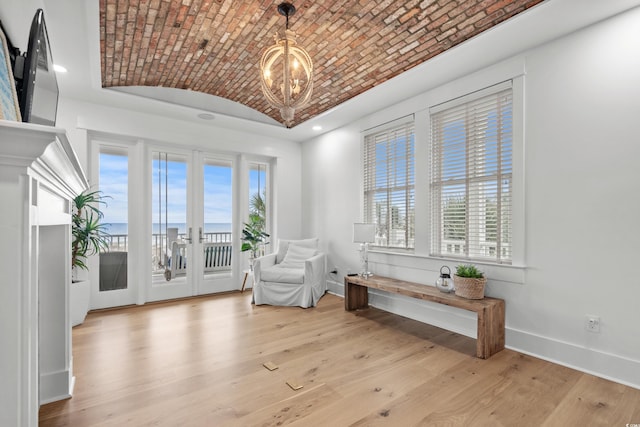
[147,148,235,302]
[198,155,234,294]
[91,141,141,309]
[92,139,241,309]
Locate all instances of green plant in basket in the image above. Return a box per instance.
[455,264,484,279]
[453,264,486,299]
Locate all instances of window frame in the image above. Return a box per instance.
[360,62,525,276]
[429,81,514,264]
[362,117,416,251]
[423,73,524,267]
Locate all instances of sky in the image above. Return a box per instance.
[100,152,266,230]
[100,152,128,224]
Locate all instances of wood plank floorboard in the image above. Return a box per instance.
[39,292,640,426]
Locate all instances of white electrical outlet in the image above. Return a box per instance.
[585,315,600,333]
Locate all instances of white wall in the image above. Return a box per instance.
[0,0,44,50]
[302,123,361,264]
[302,8,640,389]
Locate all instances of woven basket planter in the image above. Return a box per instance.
[453,275,487,299]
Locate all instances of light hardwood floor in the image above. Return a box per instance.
[40,292,640,426]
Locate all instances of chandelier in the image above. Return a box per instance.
[259,2,313,128]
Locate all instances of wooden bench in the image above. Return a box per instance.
[344,275,505,359]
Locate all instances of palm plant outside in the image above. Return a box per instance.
[241,191,269,259]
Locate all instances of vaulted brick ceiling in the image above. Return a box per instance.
[100,0,543,127]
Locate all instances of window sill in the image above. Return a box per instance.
[368,249,526,285]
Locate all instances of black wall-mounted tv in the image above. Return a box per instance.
[0,9,58,126]
[19,9,59,126]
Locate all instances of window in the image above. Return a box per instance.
[99,147,129,291]
[151,151,188,278]
[363,120,415,249]
[203,158,233,244]
[248,162,268,254]
[430,82,513,263]
[100,148,129,252]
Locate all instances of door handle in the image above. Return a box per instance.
[186,227,193,243]
[199,227,204,243]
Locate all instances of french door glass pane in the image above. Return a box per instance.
[99,149,128,291]
[202,159,233,275]
[152,152,188,282]
[249,162,267,224]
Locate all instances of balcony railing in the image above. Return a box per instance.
[104,231,232,252]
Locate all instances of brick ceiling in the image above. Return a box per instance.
[100,0,543,128]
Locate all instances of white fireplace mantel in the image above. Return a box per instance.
[0,120,88,427]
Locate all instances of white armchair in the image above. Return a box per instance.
[252,238,326,308]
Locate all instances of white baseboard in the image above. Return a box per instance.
[506,328,640,390]
[327,279,345,296]
[329,279,640,390]
[39,368,72,405]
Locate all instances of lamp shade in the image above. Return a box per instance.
[353,223,375,243]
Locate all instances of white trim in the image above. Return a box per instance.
[423,56,526,109]
[510,75,526,266]
[369,246,526,285]
[430,80,513,114]
[39,369,72,405]
[507,328,640,391]
[361,114,415,135]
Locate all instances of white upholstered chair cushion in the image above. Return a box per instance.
[275,238,318,263]
[279,244,317,269]
[259,265,305,284]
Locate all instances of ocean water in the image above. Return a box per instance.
[103,223,232,235]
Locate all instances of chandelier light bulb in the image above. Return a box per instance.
[264,69,272,88]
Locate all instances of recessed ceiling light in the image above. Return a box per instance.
[197,113,215,120]
[312,125,322,131]
[53,64,67,73]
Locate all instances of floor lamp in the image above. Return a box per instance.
[353,223,375,278]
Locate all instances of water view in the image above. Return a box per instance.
[103,223,232,235]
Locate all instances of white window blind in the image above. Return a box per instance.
[363,120,415,249]
[430,83,512,263]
